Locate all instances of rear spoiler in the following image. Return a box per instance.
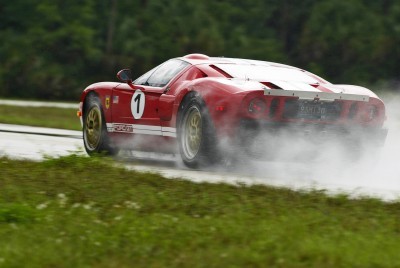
[264,89,369,102]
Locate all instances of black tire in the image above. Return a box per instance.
[177,94,219,168]
[83,95,119,156]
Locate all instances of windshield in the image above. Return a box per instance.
[214,64,319,84]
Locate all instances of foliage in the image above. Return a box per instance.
[0,0,399,100]
[0,155,400,267]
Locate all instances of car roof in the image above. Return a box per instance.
[178,53,298,70]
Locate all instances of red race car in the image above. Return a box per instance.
[78,54,388,167]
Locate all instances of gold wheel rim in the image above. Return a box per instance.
[84,107,102,150]
[182,106,202,159]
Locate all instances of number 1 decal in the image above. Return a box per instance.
[131,90,145,119]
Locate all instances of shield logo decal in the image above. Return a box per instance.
[105,96,110,109]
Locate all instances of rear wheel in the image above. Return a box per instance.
[178,95,219,168]
[83,95,118,156]
[181,105,202,160]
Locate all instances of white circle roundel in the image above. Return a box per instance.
[131,90,145,119]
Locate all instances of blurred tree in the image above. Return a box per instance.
[298,0,389,84]
[382,1,400,84]
[0,0,398,100]
[0,0,100,99]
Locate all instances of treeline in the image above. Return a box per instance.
[1,0,399,100]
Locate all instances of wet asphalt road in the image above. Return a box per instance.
[1,123,399,201]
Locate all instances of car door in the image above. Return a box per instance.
[110,59,189,136]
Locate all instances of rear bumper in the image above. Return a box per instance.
[238,120,388,147]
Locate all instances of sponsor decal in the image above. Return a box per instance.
[113,95,119,104]
[105,96,110,109]
[113,123,134,133]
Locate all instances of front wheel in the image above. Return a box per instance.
[178,95,219,168]
[83,96,118,156]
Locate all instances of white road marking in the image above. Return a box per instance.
[0,123,81,138]
[0,99,77,109]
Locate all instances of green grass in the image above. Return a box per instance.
[1,155,400,267]
[0,105,80,130]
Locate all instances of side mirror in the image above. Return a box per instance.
[117,69,133,84]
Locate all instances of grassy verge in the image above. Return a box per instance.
[0,105,80,130]
[1,155,400,267]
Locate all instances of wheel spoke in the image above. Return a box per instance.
[192,115,198,128]
[88,111,95,122]
[190,116,196,128]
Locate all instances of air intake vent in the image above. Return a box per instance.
[261,82,281,89]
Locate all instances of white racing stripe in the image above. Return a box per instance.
[161,127,176,133]
[162,132,177,137]
[132,124,161,131]
[106,123,177,137]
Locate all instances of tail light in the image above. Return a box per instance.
[349,102,380,122]
[363,105,378,121]
[248,98,266,114]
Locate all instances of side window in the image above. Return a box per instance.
[146,59,189,87]
[134,66,157,85]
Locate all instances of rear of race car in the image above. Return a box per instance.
[234,83,388,160]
